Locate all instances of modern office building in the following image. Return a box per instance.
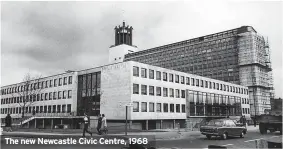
[1,22,251,130]
[124,25,274,117]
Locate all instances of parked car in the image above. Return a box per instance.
[200,118,247,140]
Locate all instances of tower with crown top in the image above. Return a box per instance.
[109,21,138,64]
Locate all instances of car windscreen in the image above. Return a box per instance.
[207,120,224,126]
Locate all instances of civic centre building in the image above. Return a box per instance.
[0,22,251,130]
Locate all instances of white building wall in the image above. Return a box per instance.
[100,62,132,120]
[108,44,138,64]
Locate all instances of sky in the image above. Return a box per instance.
[1,1,282,97]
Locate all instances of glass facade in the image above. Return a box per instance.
[77,72,101,116]
[187,90,241,117]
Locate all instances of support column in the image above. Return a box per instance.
[34,118,37,129]
[51,119,53,129]
[146,120,148,130]
[42,119,45,129]
[173,120,176,129]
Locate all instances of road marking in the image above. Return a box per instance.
[244,138,265,142]
[222,144,234,146]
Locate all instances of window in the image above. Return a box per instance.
[149,102,154,112]
[181,90,185,98]
[175,75,179,83]
[220,84,223,90]
[63,91,66,99]
[58,91,62,99]
[163,103,168,112]
[176,89,180,98]
[163,72,168,81]
[186,77,190,85]
[149,69,154,79]
[133,102,139,112]
[68,76,72,84]
[209,82,212,89]
[242,108,245,114]
[156,87,161,96]
[163,88,168,97]
[63,77,67,85]
[170,104,174,112]
[217,83,219,90]
[169,88,174,97]
[196,79,199,87]
[141,68,147,78]
[57,105,61,113]
[157,103,161,112]
[50,80,53,87]
[181,76,185,84]
[67,104,71,113]
[137,85,146,96]
[201,80,204,87]
[57,79,62,87]
[133,66,139,77]
[133,84,139,94]
[149,86,154,96]
[156,71,161,80]
[141,102,147,112]
[41,93,44,101]
[62,105,66,113]
[169,74,174,82]
[49,92,52,100]
[54,79,57,87]
[45,81,48,88]
[191,78,195,86]
[68,90,72,98]
[182,104,185,113]
[213,83,216,89]
[53,92,57,100]
[176,104,180,113]
[247,108,250,114]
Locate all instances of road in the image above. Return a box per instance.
[1,130,282,149]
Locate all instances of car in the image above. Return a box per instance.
[200,118,247,140]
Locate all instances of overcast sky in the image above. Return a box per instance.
[1,1,282,97]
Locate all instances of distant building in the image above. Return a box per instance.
[124,26,274,117]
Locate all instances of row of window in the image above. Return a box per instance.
[1,76,73,95]
[133,84,186,98]
[132,102,186,113]
[242,108,250,114]
[1,90,72,104]
[133,66,248,95]
[1,104,72,114]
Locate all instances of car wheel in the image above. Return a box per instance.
[221,133,227,140]
[240,131,245,138]
[206,135,211,139]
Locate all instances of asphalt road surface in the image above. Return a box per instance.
[1,131,282,149]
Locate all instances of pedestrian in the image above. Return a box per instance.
[32,109,36,116]
[240,115,244,126]
[97,114,102,135]
[101,114,107,134]
[243,115,247,128]
[5,114,12,132]
[82,113,92,137]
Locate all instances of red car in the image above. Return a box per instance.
[200,118,247,140]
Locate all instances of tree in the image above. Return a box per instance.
[11,73,44,127]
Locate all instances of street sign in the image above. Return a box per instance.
[125,102,133,107]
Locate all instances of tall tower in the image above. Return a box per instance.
[115,21,133,46]
[109,21,138,64]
